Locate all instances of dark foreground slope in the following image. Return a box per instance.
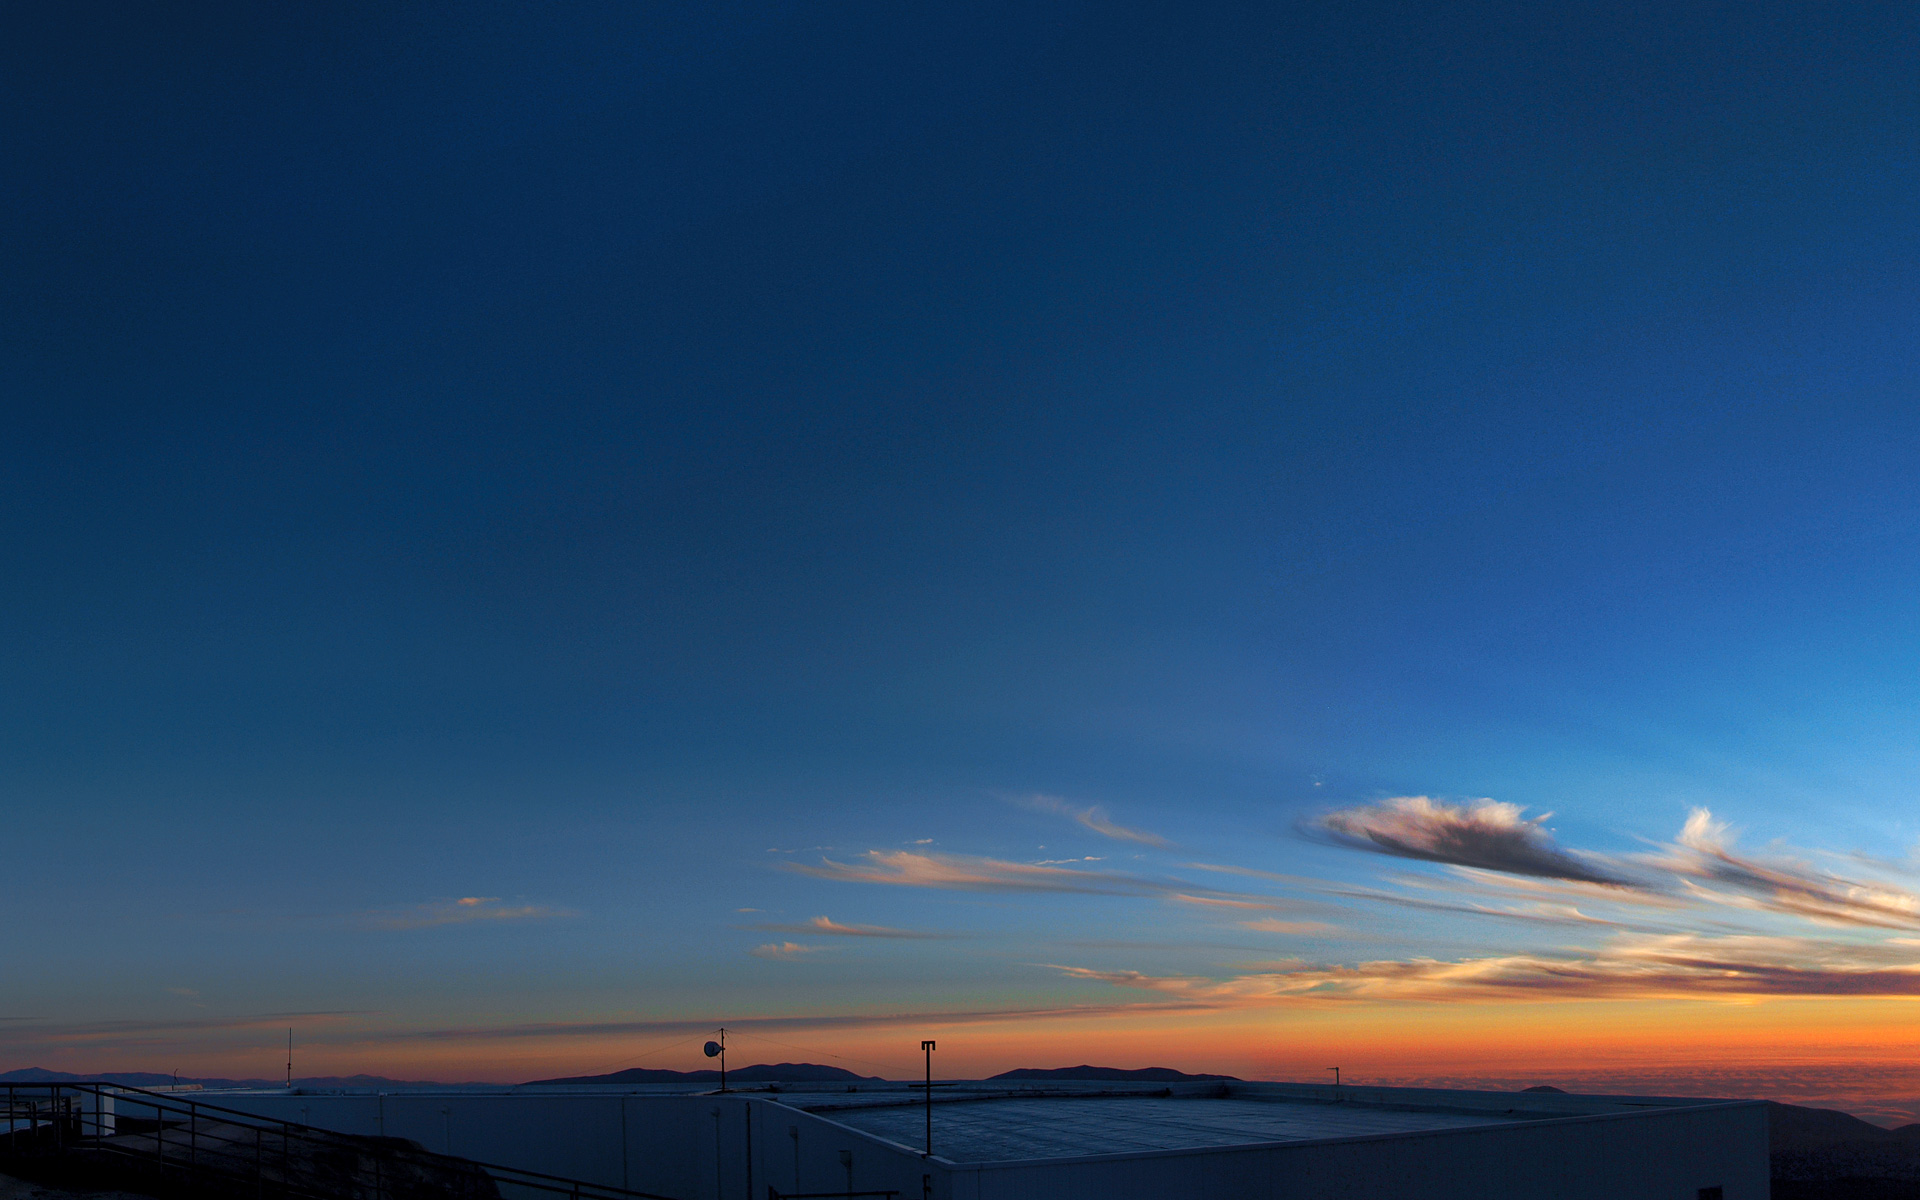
[1771,1102,1920,1200]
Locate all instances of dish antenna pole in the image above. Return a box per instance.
[704,1028,728,1092]
[921,1041,936,1156]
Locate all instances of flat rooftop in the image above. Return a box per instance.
[192,1075,1747,1169]
[776,1080,1741,1164]
[802,1094,1511,1161]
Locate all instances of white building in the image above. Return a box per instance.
[189,1077,1767,1200]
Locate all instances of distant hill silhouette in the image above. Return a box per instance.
[2,1063,875,1089]
[1521,1085,1566,1093]
[989,1065,1239,1082]
[0,1068,472,1089]
[527,1062,877,1085]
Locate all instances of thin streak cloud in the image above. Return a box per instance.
[786,850,1197,896]
[1051,933,1920,1005]
[751,916,952,939]
[283,1003,1231,1046]
[1020,795,1172,847]
[1649,809,1920,930]
[1171,894,1307,912]
[750,942,829,960]
[1320,884,1656,930]
[363,898,575,931]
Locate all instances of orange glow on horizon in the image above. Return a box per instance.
[30,995,1920,1095]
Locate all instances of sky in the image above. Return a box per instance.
[8,0,1920,1120]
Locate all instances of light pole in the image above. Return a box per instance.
[921,1040,936,1156]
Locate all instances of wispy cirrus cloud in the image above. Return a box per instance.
[750,942,829,960]
[306,1002,1230,1047]
[1051,932,1920,1005]
[0,1011,369,1053]
[1318,879,1672,931]
[1169,893,1338,927]
[1651,809,1920,930]
[786,850,1196,896]
[1240,918,1334,934]
[1171,893,1307,912]
[1220,804,1919,938]
[750,916,953,939]
[1310,797,1636,887]
[1019,795,1171,847]
[363,897,574,931]
[1183,862,1323,887]
[787,852,1335,934]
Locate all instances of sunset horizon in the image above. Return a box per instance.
[9,7,1920,1190]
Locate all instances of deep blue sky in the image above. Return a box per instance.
[7,1,1920,1084]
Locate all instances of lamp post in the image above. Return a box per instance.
[921,1041,936,1156]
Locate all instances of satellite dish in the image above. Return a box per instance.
[704,1041,722,1058]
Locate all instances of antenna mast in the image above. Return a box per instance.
[286,1028,293,1087]
[922,1040,936,1156]
[704,1028,728,1092]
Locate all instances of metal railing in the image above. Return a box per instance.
[0,1082,680,1200]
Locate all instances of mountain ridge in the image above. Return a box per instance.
[526,1062,877,1084]
[988,1065,1240,1082]
[0,1068,483,1089]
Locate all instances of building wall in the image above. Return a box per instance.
[198,1091,937,1200]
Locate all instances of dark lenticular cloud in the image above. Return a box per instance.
[1313,797,1635,887]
